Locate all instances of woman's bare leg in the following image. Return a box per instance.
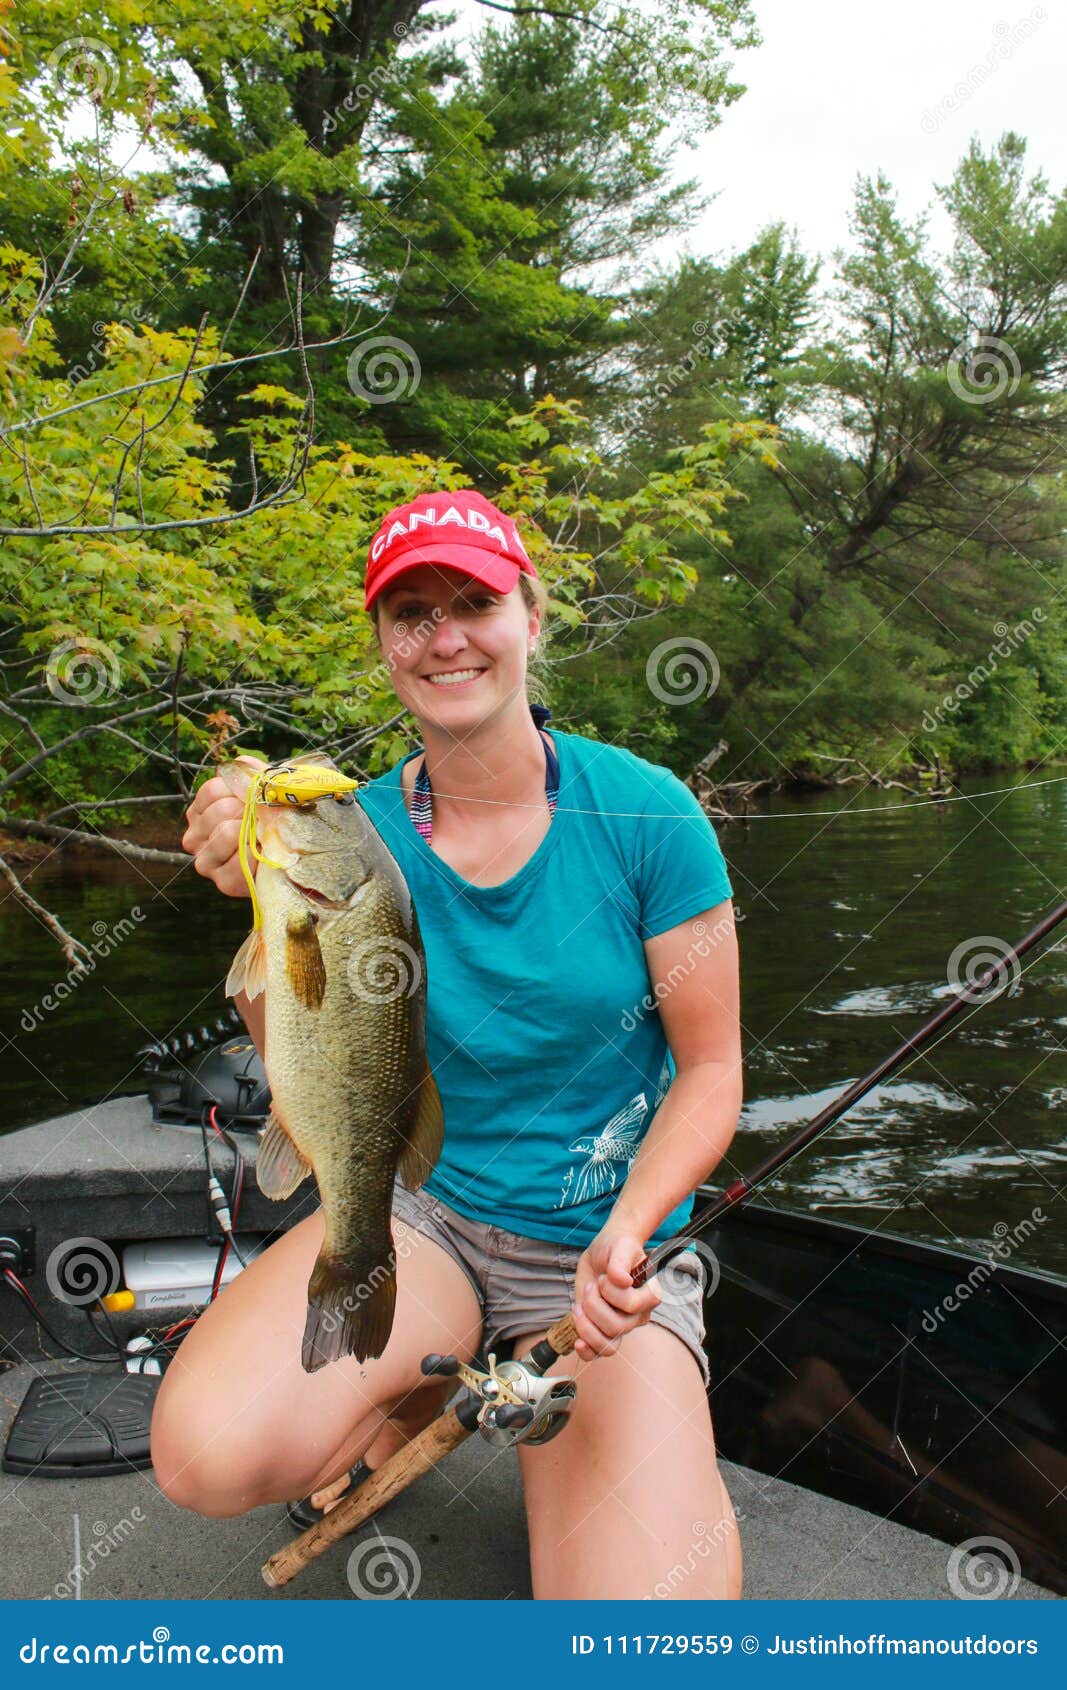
[511,1321,741,1600]
[151,1207,482,1519]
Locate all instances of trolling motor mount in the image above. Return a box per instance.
[421,1351,577,1448]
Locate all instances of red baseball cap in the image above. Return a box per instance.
[364,488,538,612]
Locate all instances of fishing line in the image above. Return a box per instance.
[364,769,1067,822]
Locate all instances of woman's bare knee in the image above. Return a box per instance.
[149,1206,482,1516]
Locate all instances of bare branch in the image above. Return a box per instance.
[0,847,93,968]
[0,816,188,866]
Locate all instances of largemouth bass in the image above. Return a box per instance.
[220,753,444,1372]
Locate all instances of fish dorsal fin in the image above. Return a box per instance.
[397,1062,445,1192]
[226,927,268,1001]
[287,751,338,770]
[257,1108,313,1200]
[285,911,326,1011]
[217,754,268,797]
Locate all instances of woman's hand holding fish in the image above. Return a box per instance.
[571,1229,662,1362]
[181,756,267,899]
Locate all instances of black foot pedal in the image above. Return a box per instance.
[2,1371,160,1478]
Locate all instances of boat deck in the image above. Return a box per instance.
[0,1358,1055,1602]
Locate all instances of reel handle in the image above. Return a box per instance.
[493,1404,534,1430]
[420,1353,461,1377]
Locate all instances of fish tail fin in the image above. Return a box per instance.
[302,1250,397,1373]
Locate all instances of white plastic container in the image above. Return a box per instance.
[121,1236,266,1311]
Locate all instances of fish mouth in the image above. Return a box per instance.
[286,873,369,911]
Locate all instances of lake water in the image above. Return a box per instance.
[2,772,1064,1278]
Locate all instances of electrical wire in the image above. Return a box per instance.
[1,1267,116,1364]
[83,1300,125,1357]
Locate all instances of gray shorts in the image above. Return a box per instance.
[390,1180,710,1389]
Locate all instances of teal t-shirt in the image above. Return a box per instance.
[357,729,733,1252]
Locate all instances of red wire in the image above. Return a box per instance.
[211,1238,231,1300]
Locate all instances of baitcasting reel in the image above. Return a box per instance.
[421,1351,577,1448]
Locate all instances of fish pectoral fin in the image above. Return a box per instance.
[226,927,268,1001]
[285,911,326,1010]
[397,1063,445,1192]
[256,1109,313,1200]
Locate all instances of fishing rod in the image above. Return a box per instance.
[261,892,1067,1589]
[633,893,1067,1284]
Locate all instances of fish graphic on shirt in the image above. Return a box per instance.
[555,1091,649,1207]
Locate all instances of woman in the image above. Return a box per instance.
[152,487,744,1601]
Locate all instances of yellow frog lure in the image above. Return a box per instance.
[221,752,361,998]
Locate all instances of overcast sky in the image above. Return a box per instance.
[448,0,1065,278]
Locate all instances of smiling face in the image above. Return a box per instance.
[374,564,541,730]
